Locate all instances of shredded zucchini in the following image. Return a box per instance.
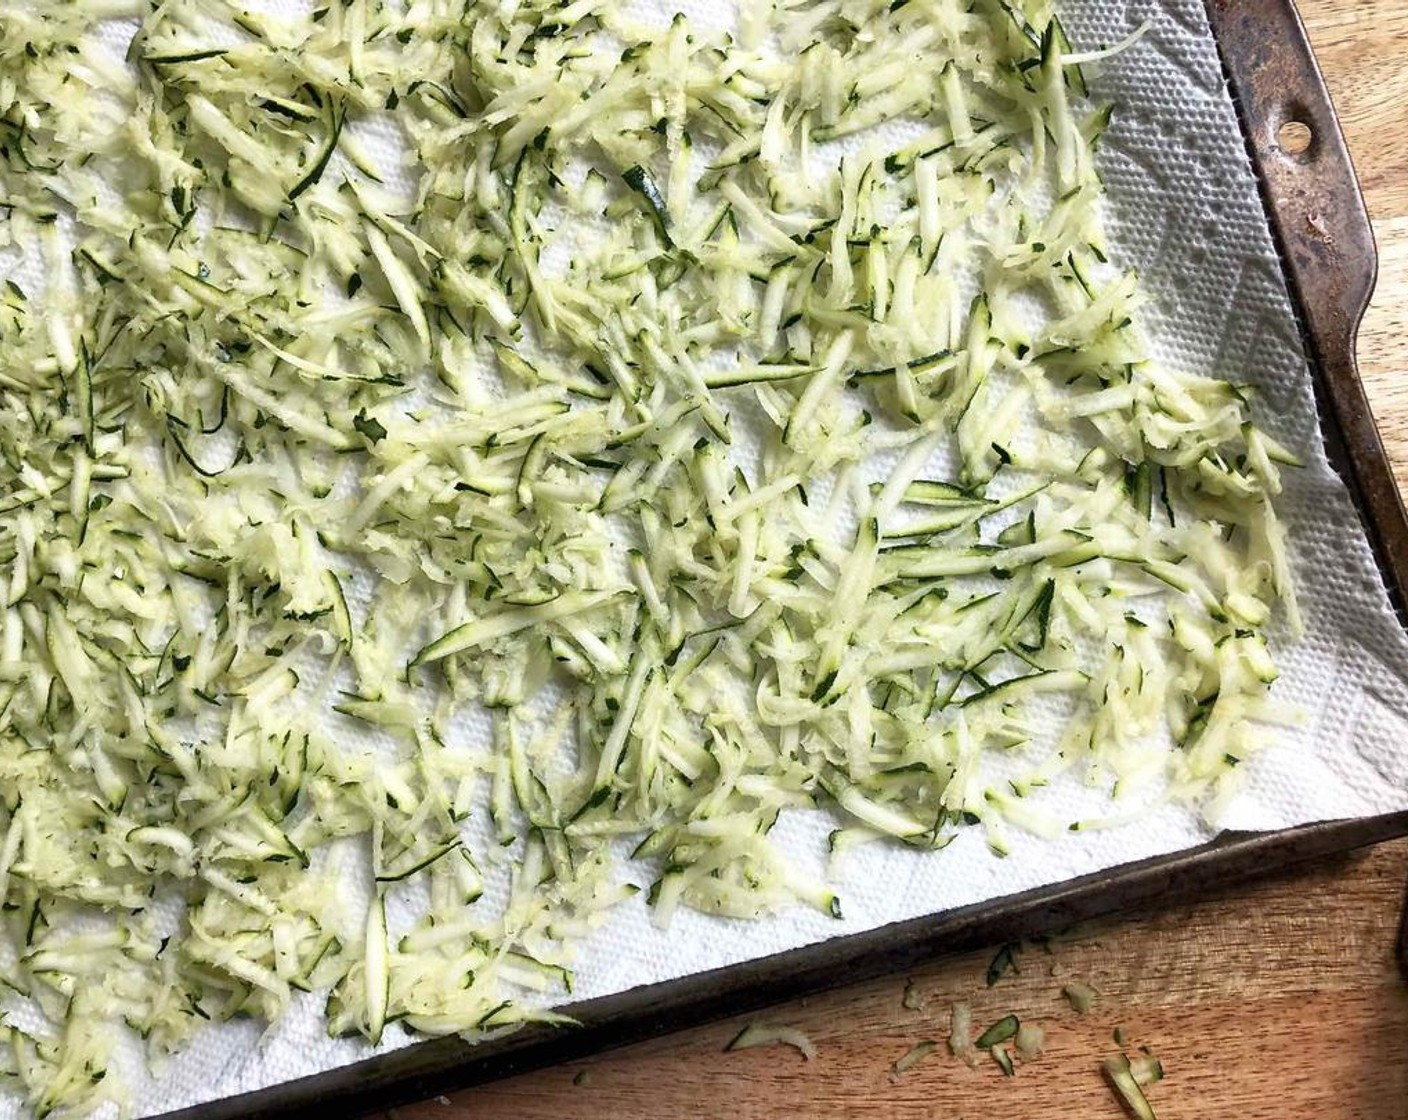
[0,0,1300,1112]
[1014,1020,1045,1059]
[892,1039,939,1075]
[725,1022,817,1061]
[986,942,1022,986]
[1104,1052,1160,1119]
[975,1013,1022,1050]
[1063,979,1100,1014]
[948,1000,979,1067]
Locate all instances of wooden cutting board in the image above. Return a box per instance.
[386,4,1408,1117]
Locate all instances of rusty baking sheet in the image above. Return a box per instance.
[157,2,1408,1115]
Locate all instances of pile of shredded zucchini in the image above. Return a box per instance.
[0,0,1300,1113]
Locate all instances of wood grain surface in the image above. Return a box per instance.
[384,4,1408,1117]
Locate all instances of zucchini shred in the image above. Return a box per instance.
[0,0,1299,1114]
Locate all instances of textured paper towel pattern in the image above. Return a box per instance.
[5,1,1408,1115]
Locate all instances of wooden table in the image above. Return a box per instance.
[390,4,1408,1117]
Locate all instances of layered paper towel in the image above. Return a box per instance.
[4,0,1408,1115]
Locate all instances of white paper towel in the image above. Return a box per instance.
[6,0,1408,1115]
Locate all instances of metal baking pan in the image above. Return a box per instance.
[161,1,1408,1115]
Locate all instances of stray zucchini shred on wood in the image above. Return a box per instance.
[892,1039,939,1075]
[725,1023,817,1061]
[975,1013,1021,1050]
[1063,979,1100,1014]
[1103,1051,1164,1119]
